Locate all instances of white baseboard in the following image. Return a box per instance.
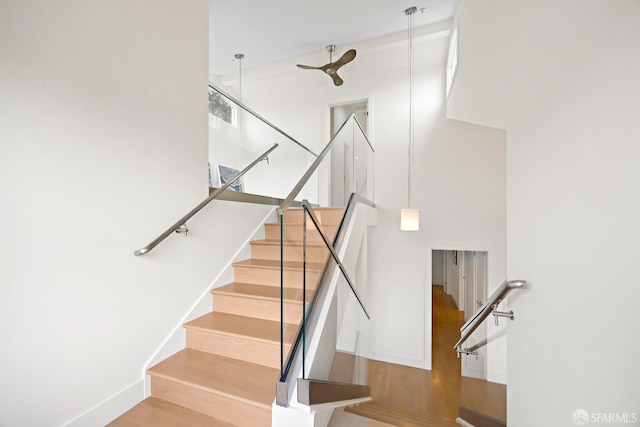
[63,379,144,427]
[456,417,475,427]
[142,207,275,395]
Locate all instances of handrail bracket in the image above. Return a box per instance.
[175,224,189,236]
[454,279,527,355]
[491,301,514,326]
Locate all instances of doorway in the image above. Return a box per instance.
[432,249,488,380]
[433,250,487,321]
[329,100,368,206]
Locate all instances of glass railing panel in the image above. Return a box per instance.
[277,113,374,406]
[306,269,369,385]
[353,119,374,201]
[208,85,316,200]
[276,207,319,378]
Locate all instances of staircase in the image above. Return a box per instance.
[109,208,344,426]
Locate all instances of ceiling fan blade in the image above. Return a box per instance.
[332,49,356,70]
[330,72,344,86]
[297,64,323,70]
[296,48,355,86]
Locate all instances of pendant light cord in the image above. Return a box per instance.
[235,53,244,169]
[406,7,416,210]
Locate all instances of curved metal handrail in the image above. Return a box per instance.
[454,279,527,353]
[134,143,279,256]
[209,83,318,158]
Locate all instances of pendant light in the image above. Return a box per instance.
[401,7,420,231]
[234,53,244,101]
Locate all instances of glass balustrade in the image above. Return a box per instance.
[276,113,374,406]
[208,84,316,201]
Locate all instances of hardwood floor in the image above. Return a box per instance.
[364,285,464,421]
[461,376,507,422]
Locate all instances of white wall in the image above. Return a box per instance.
[219,21,507,372]
[0,1,274,425]
[449,0,640,424]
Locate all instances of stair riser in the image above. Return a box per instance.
[264,224,339,243]
[151,376,270,427]
[185,329,290,369]
[232,266,322,288]
[280,209,344,226]
[212,293,303,323]
[250,243,329,263]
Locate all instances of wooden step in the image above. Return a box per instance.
[329,407,395,427]
[345,401,459,427]
[184,312,298,369]
[211,282,313,323]
[279,208,345,225]
[232,259,325,288]
[250,239,329,263]
[264,222,339,243]
[107,397,234,426]
[148,349,277,426]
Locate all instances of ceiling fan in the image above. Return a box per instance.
[297,45,356,86]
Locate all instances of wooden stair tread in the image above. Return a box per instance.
[212,282,314,301]
[108,397,233,426]
[279,208,345,225]
[329,408,396,427]
[147,349,278,408]
[252,238,326,246]
[185,311,298,345]
[264,222,338,242]
[233,258,325,271]
[346,402,459,427]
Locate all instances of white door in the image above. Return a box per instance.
[448,251,461,309]
[432,250,445,286]
[475,252,487,310]
[463,251,476,321]
[330,101,368,206]
[461,250,489,380]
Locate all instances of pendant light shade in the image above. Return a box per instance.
[401,208,420,231]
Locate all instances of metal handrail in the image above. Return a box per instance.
[279,113,372,214]
[303,200,370,319]
[352,114,374,152]
[454,279,527,353]
[133,143,279,256]
[208,84,318,158]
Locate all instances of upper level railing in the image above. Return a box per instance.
[134,84,319,256]
[454,279,527,355]
[208,84,318,158]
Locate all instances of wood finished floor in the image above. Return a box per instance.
[366,285,465,422]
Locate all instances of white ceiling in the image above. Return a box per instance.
[209,0,458,76]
